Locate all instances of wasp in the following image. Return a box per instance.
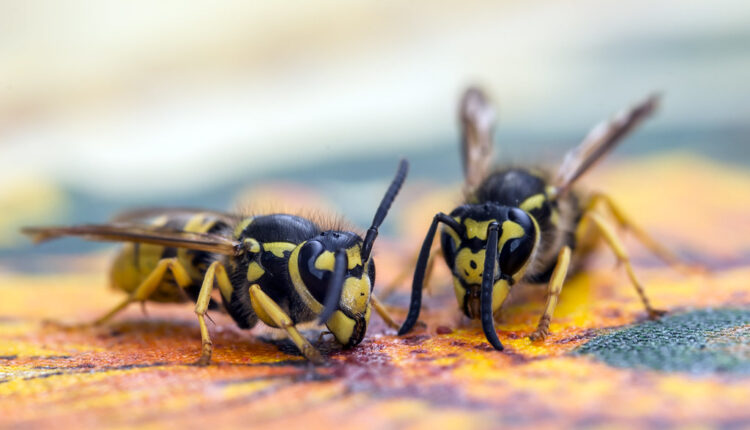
[397,89,685,350]
[23,160,408,364]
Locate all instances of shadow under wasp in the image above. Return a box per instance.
[396,89,689,350]
[23,160,408,364]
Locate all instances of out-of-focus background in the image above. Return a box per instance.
[1,0,749,264]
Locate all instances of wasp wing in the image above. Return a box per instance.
[111,207,240,225]
[460,87,497,197]
[22,224,240,255]
[553,94,660,197]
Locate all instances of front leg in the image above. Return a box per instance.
[249,284,324,364]
[529,246,572,341]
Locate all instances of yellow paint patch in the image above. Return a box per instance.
[464,219,495,240]
[246,262,265,282]
[519,193,546,212]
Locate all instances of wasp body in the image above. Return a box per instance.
[399,89,678,350]
[24,160,408,365]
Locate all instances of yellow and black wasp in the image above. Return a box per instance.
[23,160,408,364]
[398,89,685,350]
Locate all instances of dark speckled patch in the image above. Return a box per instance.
[575,309,750,374]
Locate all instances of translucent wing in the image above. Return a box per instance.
[22,223,241,255]
[111,207,240,225]
[460,87,497,197]
[553,94,660,197]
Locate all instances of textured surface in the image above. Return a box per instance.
[1,155,750,429]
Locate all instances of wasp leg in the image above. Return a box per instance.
[369,294,399,330]
[378,246,441,301]
[248,284,324,364]
[586,212,666,319]
[94,257,193,326]
[587,193,697,274]
[529,246,572,341]
[192,261,232,366]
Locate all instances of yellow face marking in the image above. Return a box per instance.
[346,246,362,270]
[452,276,466,310]
[233,217,254,238]
[520,194,546,212]
[455,248,486,285]
[365,303,371,324]
[340,276,370,314]
[498,220,525,251]
[314,251,335,271]
[246,262,265,282]
[464,219,495,240]
[243,238,261,253]
[263,242,296,258]
[326,310,356,345]
[288,243,324,314]
[443,223,461,247]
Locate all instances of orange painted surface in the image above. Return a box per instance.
[1,155,749,429]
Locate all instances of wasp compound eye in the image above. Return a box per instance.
[498,209,536,276]
[298,240,329,304]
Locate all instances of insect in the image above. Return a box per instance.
[398,89,685,350]
[23,160,408,364]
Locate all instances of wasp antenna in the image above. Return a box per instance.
[318,251,347,324]
[361,159,409,262]
[481,222,504,351]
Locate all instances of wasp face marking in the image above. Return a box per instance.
[441,203,539,318]
[290,231,375,347]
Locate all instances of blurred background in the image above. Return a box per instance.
[1,0,749,267]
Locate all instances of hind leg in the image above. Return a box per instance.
[95,257,193,325]
[585,211,666,319]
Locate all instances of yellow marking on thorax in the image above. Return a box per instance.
[233,217,254,238]
[464,219,495,240]
[263,242,296,258]
[498,220,525,250]
[246,262,265,282]
[520,194,546,212]
[243,238,261,253]
[288,243,324,314]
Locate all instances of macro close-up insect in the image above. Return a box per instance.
[398,89,686,350]
[22,160,409,365]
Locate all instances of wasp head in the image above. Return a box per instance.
[295,231,374,347]
[441,203,539,318]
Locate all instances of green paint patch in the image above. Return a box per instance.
[575,309,750,374]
